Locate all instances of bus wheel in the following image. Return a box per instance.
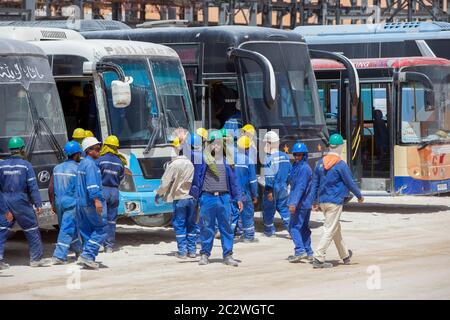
[132,213,172,228]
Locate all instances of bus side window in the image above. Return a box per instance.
[318,82,339,135]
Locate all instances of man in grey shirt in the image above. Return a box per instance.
[156,138,196,259]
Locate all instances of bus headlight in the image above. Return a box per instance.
[119,168,136,192]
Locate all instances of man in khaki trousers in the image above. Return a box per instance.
[309,134,364,268]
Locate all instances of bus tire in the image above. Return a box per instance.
[132,213,172,228]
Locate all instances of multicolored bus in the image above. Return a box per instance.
[313,56,450,196]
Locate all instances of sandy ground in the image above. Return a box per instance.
[1,195,450,300]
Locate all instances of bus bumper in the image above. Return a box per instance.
[118,191,172,217]
[394,176,450,195]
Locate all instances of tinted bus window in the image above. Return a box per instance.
[426,39,450,60]
[51,55,87,76]
[380,41,421,57]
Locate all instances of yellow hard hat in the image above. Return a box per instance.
[70,86,84,98]
[72,128,86,139]
[242,124,256,137]
[172,137,181,148]
[104,135,119,147]
[237,136,251,150]
[196,127,209,140]
[84,130,94,138]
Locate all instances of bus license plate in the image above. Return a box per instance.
[437,183,448,191]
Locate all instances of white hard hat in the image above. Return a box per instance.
[82,137,101,151]
[263,131,280,143]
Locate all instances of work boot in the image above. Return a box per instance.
[105,247,114,254]
[187,252,197,258]
[312,258,333,269]
[223,255,239,267]
[0,260,10,270]
[343,249,353,265]
[198,254,209,266]
[52,257,67,265]
[30,258,52,267]
[77,256,99,270]
[175,252,187,259]
[288,253,307,263]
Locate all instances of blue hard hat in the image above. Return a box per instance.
[64,141,82,157]
[190,133,202,147]
[292,142,308,154]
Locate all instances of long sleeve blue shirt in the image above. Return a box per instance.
[0,156,42,207]
[287,157,313,210]
[308,159,362,205]
[0,192,7,215]
[262,151,292,199]
[52,159,79,209]
[77,155,104,207]
[234,151,258,202]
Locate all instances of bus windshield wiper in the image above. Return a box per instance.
[143,114,163,154]
[25,92,65,161]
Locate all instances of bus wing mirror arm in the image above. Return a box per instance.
[227,47,276,109]
[395,71,435,110]
[309,49,360,105]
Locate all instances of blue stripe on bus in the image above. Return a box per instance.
[394,176,450,195]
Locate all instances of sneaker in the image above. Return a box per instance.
[223,255,239,267]
[52,257,67,265]
[77,256,99,270]
[312,258,333,269]
[198,254,209,266]
[175,252,187,259]
[243,238,259,243]
[105,247,114,254]
[0,260,10,270]
[30,258,52,267]
[187,252,197,258]
[343,249,353,265]
[288,253,307,263]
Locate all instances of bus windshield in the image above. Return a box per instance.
[0,56,66,155]
[103,57,159,146]
[103,57,193,146]
[239,42,325,135]
[150,58,194,135]
[400,65,450,144]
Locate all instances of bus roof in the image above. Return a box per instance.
[0,38,46,57]
[0,19,131,32]
[312,56,450,71]
[295,21,450,37]
[32,39,179,61]
[83,25,305,46]
[0,26,84,41]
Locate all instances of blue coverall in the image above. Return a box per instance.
[77,155,107,262]
[232,150,258,240]
[223,111,243,135]
[52,160,82,261]
[287,154,313,257]
[262,151,292,236]
[98,153,124,250]
[190,160,241,258]
[0,156,44,262]
[190,149,204,243]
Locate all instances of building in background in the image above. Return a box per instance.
[1,1,449,28]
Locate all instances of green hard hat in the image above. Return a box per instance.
[329,133,344,146]
[8,136,25,150]
[208,130,223,142]
[220,128,229,138]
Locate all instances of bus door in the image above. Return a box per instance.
[202,78,240,130]
[358,82,392,193]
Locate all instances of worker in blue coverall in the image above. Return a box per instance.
[309,133,364,269]
[98,135,125,253]
[287,142,314,263]
[189,130,243,267]
[0,192,12,270]
[50,141,83,265]
[261,131,292,237]
[233,136,259,243]
[77,137,106,269]
[0,137,51,268]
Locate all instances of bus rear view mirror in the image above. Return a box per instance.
[227,47,276,109]
[111,78,132,108]
[83,61,95,75]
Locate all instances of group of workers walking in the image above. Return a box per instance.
[0,123,364,271]
[157,125,364,268]
[0,128,125,270]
